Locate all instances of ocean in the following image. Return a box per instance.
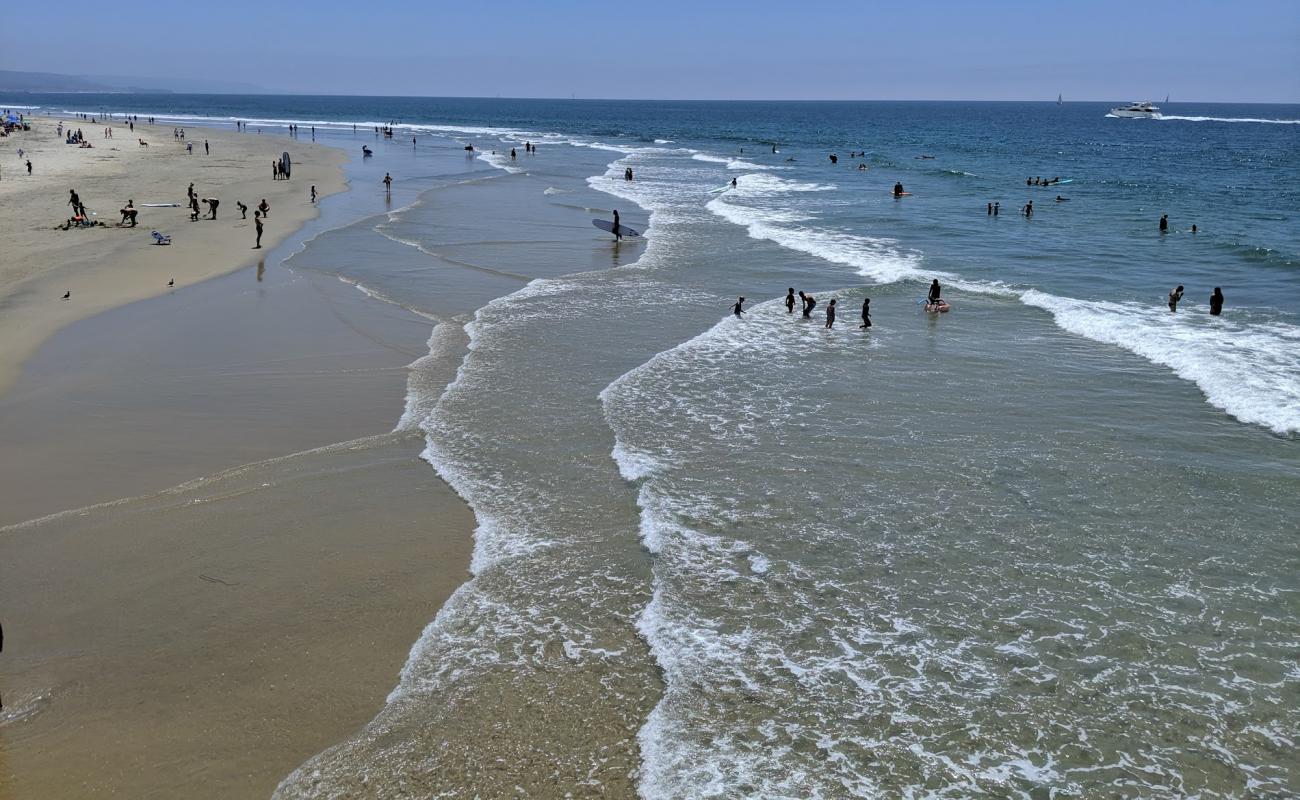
[8,94,1298,797]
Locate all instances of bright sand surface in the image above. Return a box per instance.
[0,116,346,396]
[0,120,475,796]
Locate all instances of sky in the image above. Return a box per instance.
[4,0,1297,101]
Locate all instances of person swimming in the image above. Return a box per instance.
[785,288,796,314]
[825,299,836,329]
[733,296,745,317]
[860,297,872,328]
[1209,287,1223,316]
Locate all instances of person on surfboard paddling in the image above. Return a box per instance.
[893,181,906,197]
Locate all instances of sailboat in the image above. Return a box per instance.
[1057,93,1063,105]
[1164,94,1170,104]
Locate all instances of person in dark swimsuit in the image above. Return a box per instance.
[825,299,836,328]
[893,182,905,197]
[732,297,745,317]
[1209,287,1224,316]
[928,279,942,305]
[860,297,872,328]
[785,288,796,314]
[1168,285,1184,312]
[612,209,622,241]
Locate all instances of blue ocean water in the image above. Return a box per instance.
[8,94,1298,797]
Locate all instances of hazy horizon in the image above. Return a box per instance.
[1,0,1296,103]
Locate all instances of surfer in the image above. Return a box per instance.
[733,297,745,317]
[860,297,872,328]
[612,210,622,240]
[825,299,837,329]
[893,182,905,197]
[928,279,942,306]
[1209,287,1224,316]
[1168,285,1184,312]
[1056,195,1068,202]
[1159,214,1168,234]
[785,288,796,314]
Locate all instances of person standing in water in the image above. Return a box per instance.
[860,297,872,328]
[785,288,796,314]
[1209,287,1224,316]
[1168,285,1184,312]
[383,173,393,194]
[803,293,817,318]
[732,297,745,317]
[893,181,905,197]
[1159,214,1168,234]
[825,299,837,328]
[612,209,622,241]
[928,279,942,305]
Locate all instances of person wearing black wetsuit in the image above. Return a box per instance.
[893,182,905,197]
[785,288,796,314]
[928,279,941,305]
[732,297,745,317]
[1159,214,1168,233]
[1209,287,1224,316]
[612,209,621,241]
[860,297,872,328]
[825,299,836,329]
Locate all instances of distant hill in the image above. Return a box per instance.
[0,69,266,94]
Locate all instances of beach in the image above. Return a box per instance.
[0,116,345,396]
[0,115,478,797]
[2,97,1298,798]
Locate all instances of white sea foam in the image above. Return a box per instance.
[1020,291,1300,434]
[1158,115,1300,125]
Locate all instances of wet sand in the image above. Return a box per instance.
[0,130,476,796]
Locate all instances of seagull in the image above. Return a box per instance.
[168,278,174,287]
[62,291,70,300]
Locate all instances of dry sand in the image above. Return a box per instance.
[0,116,346,395]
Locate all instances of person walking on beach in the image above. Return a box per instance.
[825,299,837,328]
[1209,287,1224,316]
[68,189,81,215]
[928,279,942,306]
[860,297,872,328]
[26,159,32,175]
[383,173,393,194]
[188,182,195,202]
[612,209,622,241]
[310,185,317,203]
[272,160,279,180]
[1168,285,1184,312]
[732,296,745,317]
[254,212,264,249]
[204,139,209,155]
[785,288,796,314]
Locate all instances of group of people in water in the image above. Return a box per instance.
[731,288,875,330]
[1168,285,1224,315]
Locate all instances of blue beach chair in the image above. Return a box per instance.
[151,230,172,245]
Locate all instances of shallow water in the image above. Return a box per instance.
[13,95,1297,797]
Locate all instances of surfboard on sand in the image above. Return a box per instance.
[592,219,642,238]
[280,152,291,179]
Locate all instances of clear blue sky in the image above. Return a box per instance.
[6,0,1297,101]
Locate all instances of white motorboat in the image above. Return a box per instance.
[1109,101,1161,119]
